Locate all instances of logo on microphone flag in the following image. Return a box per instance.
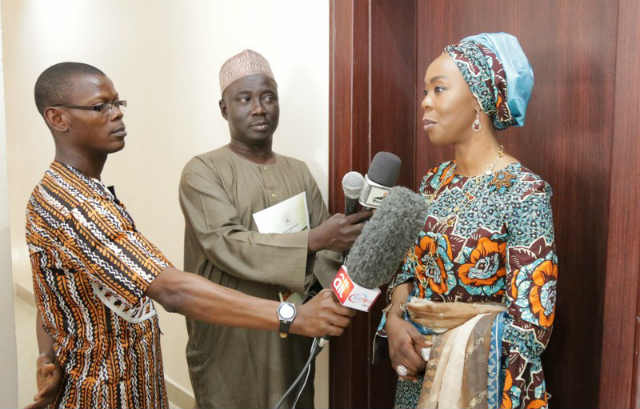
[332,266,354,304]
[331,266,381,312]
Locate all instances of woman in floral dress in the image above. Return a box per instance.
[382,33,557,409]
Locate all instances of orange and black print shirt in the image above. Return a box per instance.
[26,161,172,409]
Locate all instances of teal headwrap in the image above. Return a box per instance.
[445,32,534,130]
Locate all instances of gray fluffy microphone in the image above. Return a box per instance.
[341,171,364,215]
[345,186,429,289]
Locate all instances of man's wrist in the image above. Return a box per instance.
[308,228,325,253]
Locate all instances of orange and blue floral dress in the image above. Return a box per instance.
[388,161,557,409]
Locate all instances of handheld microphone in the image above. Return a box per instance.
[279,187,423,409]
[359,152,402,208]
[332,186,430,311]
[341,171,364,215]
[282,187,429,407]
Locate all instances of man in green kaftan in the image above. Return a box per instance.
[179,50,370,409]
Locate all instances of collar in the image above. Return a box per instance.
[49,161,117,202]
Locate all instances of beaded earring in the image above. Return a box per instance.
[472,111,481,132]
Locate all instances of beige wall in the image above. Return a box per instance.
[2,1,330,407]
[0,0,19,406]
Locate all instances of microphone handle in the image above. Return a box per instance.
[343,197,360,258]
[344,197,360,216]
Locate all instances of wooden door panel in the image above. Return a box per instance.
[600,0,640,406]
[414,2,617,407]
[330,1,640,408]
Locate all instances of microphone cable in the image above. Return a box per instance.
[272,336,324,409]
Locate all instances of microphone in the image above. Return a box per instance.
[332,186,429,311]
[279,188,424,409]
[341,171,364,215]
[359,152,402,208]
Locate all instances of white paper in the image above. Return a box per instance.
[253,192,310,234]
[254,192,310,304]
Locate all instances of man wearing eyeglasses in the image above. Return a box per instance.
[24,62,356,409]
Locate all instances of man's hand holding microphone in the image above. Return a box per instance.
[292,289,356,338]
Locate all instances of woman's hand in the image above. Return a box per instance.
[385,311,431,382]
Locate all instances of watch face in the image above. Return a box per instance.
[279,303,295,320]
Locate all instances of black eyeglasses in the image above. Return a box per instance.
[51,100,127,115]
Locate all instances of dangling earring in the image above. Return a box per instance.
[472,111,481,132]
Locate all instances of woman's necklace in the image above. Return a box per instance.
[430,145,504,227]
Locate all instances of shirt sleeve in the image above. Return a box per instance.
[302,166,345,289]
[64,197,172,308]
[179,157,310,293]
[501,178,557,407]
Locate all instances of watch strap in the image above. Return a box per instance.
[279,320,292,338]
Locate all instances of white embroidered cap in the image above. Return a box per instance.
[219,49,275,94]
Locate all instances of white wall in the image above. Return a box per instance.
[0,0,19,406]
[2,1,330,407]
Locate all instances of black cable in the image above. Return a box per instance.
[292,337,326,408]
[272,338,318,409]
[291,356,312,408]
[272,337,324,409]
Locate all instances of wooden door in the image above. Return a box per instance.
[329,1,640,408]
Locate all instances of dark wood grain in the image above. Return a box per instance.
[329,1,372,407]
[330,0,632,408]
[329,1,416,407]
[599,0,640,407]
[370,0,417,188]
[415,2,617,407]
[368,2,417,407]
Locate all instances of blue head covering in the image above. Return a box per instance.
[445,32,534,129]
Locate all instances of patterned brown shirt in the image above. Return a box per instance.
[26,161,171,409]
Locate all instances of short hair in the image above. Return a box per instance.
[34,62,105,115]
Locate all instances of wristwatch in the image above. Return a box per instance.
[277,301,297,338]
